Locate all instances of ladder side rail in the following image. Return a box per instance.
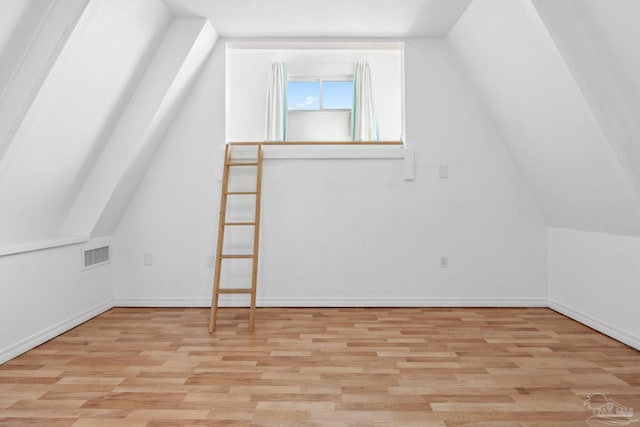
[209,144,232,333]
[249,144,263,331]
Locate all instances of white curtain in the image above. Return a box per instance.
[351,61,378,142]
[265,61,287,142]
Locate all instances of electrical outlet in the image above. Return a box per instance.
[440,256,448,268]
[439,165,448,179]
[144,253,153,266]
[206,255,215,267]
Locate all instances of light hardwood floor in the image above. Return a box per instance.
[0,307,638,426]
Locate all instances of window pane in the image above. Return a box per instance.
[288,81,320,110]
[323,81,353,110]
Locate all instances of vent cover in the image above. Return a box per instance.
[84,246,110,268]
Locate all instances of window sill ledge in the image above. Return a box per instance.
[0,236,89,257]
[222,142,414,180]
[262,144,407,160]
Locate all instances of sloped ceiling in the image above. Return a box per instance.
[0,0,174,244]
[533,0,640,203]
[3,0,640,246]
[162,0,472,37]
[0,2,31,63]
[449,0,640,237]
[0,0,216,246]
[62,19,218,238]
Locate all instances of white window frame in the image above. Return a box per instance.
[287,75,353,112]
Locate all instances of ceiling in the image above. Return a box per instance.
[162,0,473,38]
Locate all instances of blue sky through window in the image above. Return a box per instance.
[288,81,319,110]
[288,80,353,110]
[323,81,352,109]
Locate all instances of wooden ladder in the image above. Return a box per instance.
[209,143,263,332]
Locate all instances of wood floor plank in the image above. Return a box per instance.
[0,307,638,426]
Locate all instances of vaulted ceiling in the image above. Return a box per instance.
[450,0,640,236]
[0,0,217,245]
[1,0,640,248]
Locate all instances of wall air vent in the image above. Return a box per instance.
[83,246,110,269]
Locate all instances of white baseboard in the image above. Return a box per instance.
[115,297,211,307]
[549,299,640,351]
[114,296,548,308]
[0,299,114,365]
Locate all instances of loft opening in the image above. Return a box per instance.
[225,42,404,144]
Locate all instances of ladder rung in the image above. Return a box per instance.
[220,254,255,259]
[217,288,253,294]
[210,142,262,333]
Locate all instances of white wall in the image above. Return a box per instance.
[449,0,640,237]
[113,39,547,307]
[228,47,403,142]
[536,0,640,352]
[113,42,226,305]
[548,227,640,350]
[0,0,180,365]
[3,0,639,364]
[0,240,113,364]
